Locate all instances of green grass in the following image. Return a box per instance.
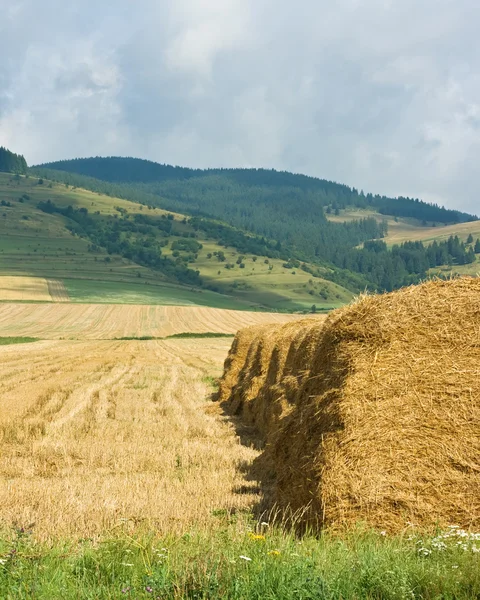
[115,333,234,341]
[167,332,235,339]
[1,521,479,599]
[0,173,352,311]
[0,337,39,345]
[62,278,257,310]
[327,207,480,248]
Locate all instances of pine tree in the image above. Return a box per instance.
[0,147,28,174]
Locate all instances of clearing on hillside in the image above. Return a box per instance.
[0,303,300,339]
[218,277,480,532]
[0,276,69,302]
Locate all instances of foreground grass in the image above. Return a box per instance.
[0,337,38,345]
[1,522,479,599]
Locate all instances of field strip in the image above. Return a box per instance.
[0,303,302,339]
[0,276,53,301]
[0,338,258,540]
[47,279,70,302]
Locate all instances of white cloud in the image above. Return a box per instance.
[0,0,479,214]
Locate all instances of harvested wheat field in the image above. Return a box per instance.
[219,277,480,532]
[0,337,264,540]
[0,303,298,339]
[0,276,69,302]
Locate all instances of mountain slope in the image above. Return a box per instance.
[0,172,352,310]
[32,157,480,292]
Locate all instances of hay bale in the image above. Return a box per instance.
[220,278,480,531]
[219,318,325,436]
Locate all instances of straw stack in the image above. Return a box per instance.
[218,278,480,531]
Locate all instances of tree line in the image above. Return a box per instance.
[36,200,202,286]
[0,147,28,174]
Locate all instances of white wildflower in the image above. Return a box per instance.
[239,555,252,562]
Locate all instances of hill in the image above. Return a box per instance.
[32,157,480,292]
[0,172,352,310]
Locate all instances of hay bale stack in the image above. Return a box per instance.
[220,278,480,531]
[218,317,325,437]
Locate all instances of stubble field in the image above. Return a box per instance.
[0,302,299,340]
[0,337,264,540]
[1,301,478,599]
[0,303,299,540]
[0,276,69,302]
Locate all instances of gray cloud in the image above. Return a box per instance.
[0,0,479,213]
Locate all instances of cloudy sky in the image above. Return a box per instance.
[1,0,479,213]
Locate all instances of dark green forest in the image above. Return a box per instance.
[0,147,28,175]
[35,157,477,224]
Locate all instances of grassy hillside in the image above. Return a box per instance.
[32,157,479,293]
[0,173,350,310]
[328,207,480,245]
[328,207,480,275]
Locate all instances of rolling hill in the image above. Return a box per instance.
[0,171,352,311]
[0,147,478,308]
[32,156,480,293]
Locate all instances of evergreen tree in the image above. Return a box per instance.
[0,147,28,174]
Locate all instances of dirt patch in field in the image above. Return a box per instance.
[219,278,480,532]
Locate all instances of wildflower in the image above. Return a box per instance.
[145,586,153,593]
[380,531,387,536]
[121,587,131,594]
[472,546,480,553]
[260,522,269,527]
[0,559,7,565]
[267,550,281,557]
[249,533,266,541]
[239,555,252,561]
[418,547,431,557]
[452,565,459,569]
[431,539,447,551]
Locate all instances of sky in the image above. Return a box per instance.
[1,0,479,214]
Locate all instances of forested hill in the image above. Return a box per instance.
[0,147,28,175]
[36,157,476,225]
[31,157,480,293]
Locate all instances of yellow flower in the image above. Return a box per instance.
[268,550,281,557]
[248,533,266,542]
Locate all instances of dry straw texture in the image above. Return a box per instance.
[218,278,480,532]
[0,338,260,540]
[0,303,297,339]
[0,276,69,302]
